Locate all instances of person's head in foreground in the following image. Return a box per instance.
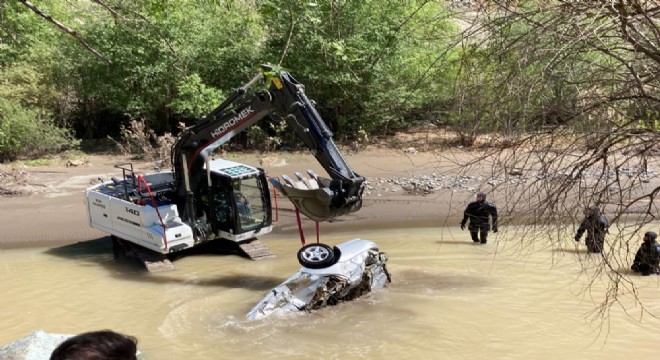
[50,329,138,360]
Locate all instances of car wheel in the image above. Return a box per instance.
[297,243,336,269]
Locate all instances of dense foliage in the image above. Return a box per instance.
[0,98,78,161]
[0,0,458,160]
[1,0,658,160]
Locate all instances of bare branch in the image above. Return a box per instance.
[18,0,111,65]
[606,0,660,65]
[451,0,660,320]
[111,5,180,62]
[278,7,296,66]
[89,0,118,23]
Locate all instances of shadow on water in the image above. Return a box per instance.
[553,247,589,255]
[43,237,284,291]
[617,267,636,276]
[128,272,284,290]
[435,240,482,246]
[615,267,659,277]
[391,268,491,293]
[552,248,647,276]
[552,247,612,256]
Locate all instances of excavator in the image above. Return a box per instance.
[85,65,365,271]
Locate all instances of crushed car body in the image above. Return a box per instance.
[247,238,391,320]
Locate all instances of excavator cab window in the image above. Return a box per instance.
[196,176,228,233]
[211,185,231,228]
[231,177,268,232]
[202,172,270,236]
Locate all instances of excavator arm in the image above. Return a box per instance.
[171,65,365,222]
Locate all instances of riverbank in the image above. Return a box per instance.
[0,148,478,249]
[1,143,658,249]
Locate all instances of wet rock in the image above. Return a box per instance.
[65,159,85,167]
[0,186,23,197]
[260,157,287,167]
[369,164,658,198]
[0,329,73,360]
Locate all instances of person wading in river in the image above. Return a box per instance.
[631,231,660,276]
[574,206,609,253]
[460,191,498,244]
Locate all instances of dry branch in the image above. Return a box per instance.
[18,0,111,64]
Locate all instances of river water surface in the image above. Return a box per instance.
[2,226,660,359]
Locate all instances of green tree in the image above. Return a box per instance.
[0,1,78,159]
[260,0,459,138]
[0,98,78,161]
[14,1,267,137]
[2,1,264,141]
[4,0,463,144]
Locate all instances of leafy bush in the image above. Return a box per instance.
[0,98,79,162]
[110,119,175,167]
[260,0,459,138]
[169,74,224,118]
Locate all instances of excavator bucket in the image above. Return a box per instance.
[269,172,363,222]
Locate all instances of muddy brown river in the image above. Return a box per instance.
[2,225,660,359]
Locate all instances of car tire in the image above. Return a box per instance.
[297,243,336,269]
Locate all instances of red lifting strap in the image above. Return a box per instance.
[295,207,305,246]
[137,175,168,251]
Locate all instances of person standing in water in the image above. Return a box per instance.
[631,231,660,276]
[460,191,498,244]
[574,206,609,253]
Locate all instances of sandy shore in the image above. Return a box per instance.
[0,148,476,249]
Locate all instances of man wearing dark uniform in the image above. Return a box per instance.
[574,206,609,253]
[631,231,660,276]
[460,192,498,244]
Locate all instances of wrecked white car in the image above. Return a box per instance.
[247,238,391,320]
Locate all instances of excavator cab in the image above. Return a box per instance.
[198,159,272,241]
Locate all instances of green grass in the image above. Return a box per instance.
[20,158,54,166]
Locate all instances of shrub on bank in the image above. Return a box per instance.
[0,99,79,162]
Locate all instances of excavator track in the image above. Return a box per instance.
[131,245,175,272]
[112,236,175,272]
[238,239,276,260]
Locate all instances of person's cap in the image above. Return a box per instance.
[476,191,487,198]
[644,231,657,241]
